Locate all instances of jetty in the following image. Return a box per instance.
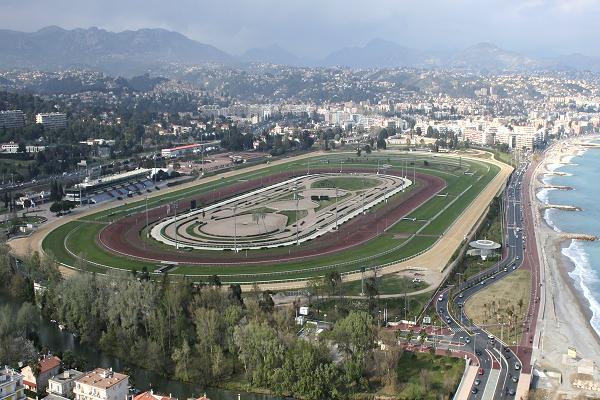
[539,204,582,211]
[540,185,573,191]
[560,233,598,241]
[544,171,570,176]
[573,141,600,148]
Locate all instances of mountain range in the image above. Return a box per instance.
[1,26,600,75]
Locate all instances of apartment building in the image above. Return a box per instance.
[0,366,26,400]
[73,369,128,400]
[47,370,83,399]
[0,110,25,129]
[35,113,67,130]
[21,355,61,394]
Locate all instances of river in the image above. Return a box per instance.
[0,294,285,400]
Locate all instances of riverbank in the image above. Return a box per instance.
[532,137,600,396]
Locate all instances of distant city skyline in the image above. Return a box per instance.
[1,0,599,58]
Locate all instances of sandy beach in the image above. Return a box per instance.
[531,137,600,397]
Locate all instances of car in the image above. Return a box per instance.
[507,388,516,396]
[512,375,518,383]
[512,266,516,270]
[474,379,481,386]
[514,363,521,370]
[475,350,482,356]
[504,267,508,272]
[516,256,520,260]
[480,281,485,285]
[504,346,510,352]
[465,337,471,344]
[471,388,478,394]
[459,293,464,298]
[478,368,485,375]
[438,295,444,301]
[458,302,463,307]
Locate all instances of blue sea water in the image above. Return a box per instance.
[537,147,600,335]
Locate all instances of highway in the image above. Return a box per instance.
[435,158,532,399]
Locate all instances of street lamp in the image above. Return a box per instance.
[174,201,179,250]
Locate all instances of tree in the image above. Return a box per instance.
[324,270,342,297]
[356,147,362,157]
[329,311,376,364]
[22,198,32,210]
[17,142,26,153]
[208,274,221,287]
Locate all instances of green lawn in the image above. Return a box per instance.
[340,274,428,296]
[42,152,500,283]
[396,352,464,400]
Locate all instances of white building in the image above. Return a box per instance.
[73,369,128,400]
[0,365,26,400]
[0,142,46,153]
[0,110,25,129]
[47,370,83,399]
[36,113,67,130]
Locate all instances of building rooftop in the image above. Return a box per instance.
[134,391,177,400]
[51,370,83,382]
[76,369,128,390]
[38,356,61,374]
[0,365,23,385]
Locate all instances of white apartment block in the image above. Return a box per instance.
[0,110,25,129]
[48,370,84,399]
[36,113,67,130]
[0,366,26,400]
[73,369,128,400]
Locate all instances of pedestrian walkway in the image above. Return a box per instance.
[481,369,500,400]
[454,365,478,400]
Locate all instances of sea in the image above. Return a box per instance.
[537,144,600,336]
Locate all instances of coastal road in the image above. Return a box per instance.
[436,159,534,399]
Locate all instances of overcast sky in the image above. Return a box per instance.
[1,0,599,57]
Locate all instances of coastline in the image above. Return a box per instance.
[532,137,600,392]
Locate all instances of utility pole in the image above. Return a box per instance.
[174,201,179,250]
[233,204,238,252]
[295,184,299,245]
[335,186,339,231]
[360,266,365,296]
[145,195,149,239]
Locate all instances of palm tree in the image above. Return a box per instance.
[517,298,524,315]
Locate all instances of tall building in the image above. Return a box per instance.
[73,369,128,400]
[0,365,26,400]
[35,113,67,130]
[0,110,25,129]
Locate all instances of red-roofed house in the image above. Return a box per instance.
[133,391,177,400]
[21,355,61,394]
